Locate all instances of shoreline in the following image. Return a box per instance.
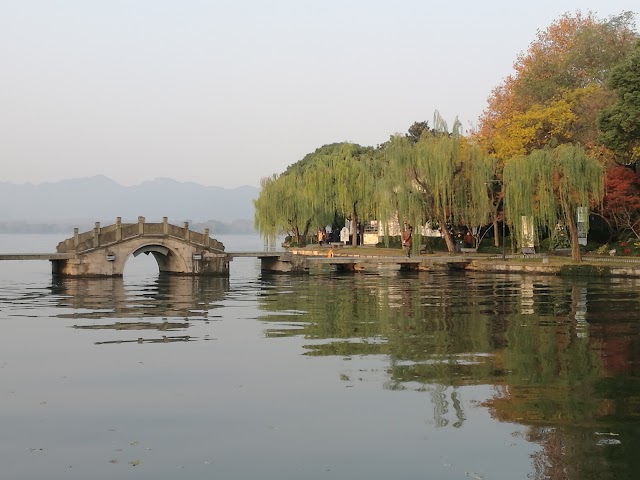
[288,246,640,278]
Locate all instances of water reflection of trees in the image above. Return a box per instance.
[257,271,640,479]
[50,275,229,343]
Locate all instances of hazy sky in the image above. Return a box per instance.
[1,1,638,188]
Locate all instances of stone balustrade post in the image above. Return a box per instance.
[162,217,168,236]
[93,222,101,248]
[204,228,210,247]
[116,217,122,241]
[138,216,145,235]
[73,228,79,249]
[183,222,190,241]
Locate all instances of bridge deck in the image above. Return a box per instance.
[226,251,284,258]
[0,253,77,261]
[0,252,473,262]
[0,252,283,261]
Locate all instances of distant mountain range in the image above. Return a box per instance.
[0,176,260,233]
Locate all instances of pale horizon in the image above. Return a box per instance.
[0,173,258,189]
[1,1,637,189]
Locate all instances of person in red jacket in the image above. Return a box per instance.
[402,225,413,257]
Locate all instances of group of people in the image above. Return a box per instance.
[455,230,475,252]
[318,223,474,254]
[318,225,353,246]
[403,225,474,256]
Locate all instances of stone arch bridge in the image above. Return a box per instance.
[53,217,229,277]
[1,217,474,276]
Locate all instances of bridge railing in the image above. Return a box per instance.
[56,216,224,253]
[121,223,139,239]
[99,224,118,244]
[168,223,185,239]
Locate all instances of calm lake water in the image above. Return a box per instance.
[1,234,639,480]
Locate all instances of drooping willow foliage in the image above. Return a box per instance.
[453,141,499,230]
[254,143,380,245]
[253,172,320,244]
[382,111,497,251]
[302,143,380,244]
[504,144,604,261]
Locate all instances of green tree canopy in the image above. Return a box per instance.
[597,39,640,164]
[300,142,379,245]
[253,172,319,245]
[254,143,380,246]
[384,112,497,252]
[406,121,431,143]
[504,145,604,261]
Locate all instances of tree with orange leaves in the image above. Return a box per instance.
[478,11,637,164]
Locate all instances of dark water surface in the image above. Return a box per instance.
[1,234,639,479]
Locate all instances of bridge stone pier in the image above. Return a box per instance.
[53,217,229,277]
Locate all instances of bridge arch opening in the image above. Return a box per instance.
[123,244,185,277]
[124,250,160,277]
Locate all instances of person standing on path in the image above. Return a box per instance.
[402,225,413,257]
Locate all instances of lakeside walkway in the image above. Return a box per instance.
[4,244,640,277]
[289,245,640,278]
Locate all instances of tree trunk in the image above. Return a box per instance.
[491,193,503,248]
[350,214,358,247]
[567,217,582,262]
[440,215,455,253]
[302,219,312,243]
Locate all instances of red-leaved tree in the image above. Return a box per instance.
[602,165,640,239]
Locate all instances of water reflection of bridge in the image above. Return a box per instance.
[51,274,229,344]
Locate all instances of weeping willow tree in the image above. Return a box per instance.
[254,143,380,246]
[383,112,497,252]
[504,145,604,261]
[302,143,380,246]
[253,172,318,245]
[452,141,499,248]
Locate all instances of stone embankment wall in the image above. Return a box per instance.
[468,259,640,277]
